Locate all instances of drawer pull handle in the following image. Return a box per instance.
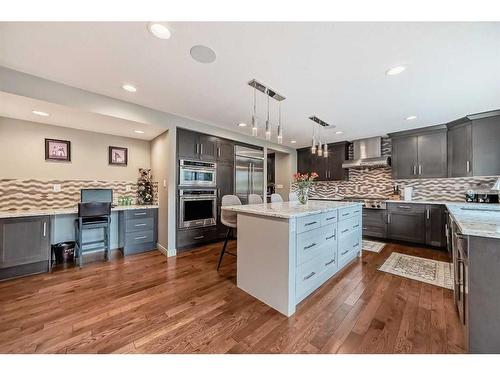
[353,210,360,214]
[325,216,336,221]
[341,249,349,256]
[304,221,317,227]
[134,236,147,240]
[326,235,335,240]
[341,229,349,234]
[135,223,147,227]
[134,212,147,216]
[304,243,317,250]
[304,272,316,280]
[194,235,205,240]
[342,213,350,216]
[362,214,367,217]
[363,227,368,230]
[353,243,359,248]
[398,205,412,209]
[325,259,335,266]
[353,224,359,228]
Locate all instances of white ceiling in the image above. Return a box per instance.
[0,92,167,140]
[1,22,500,148]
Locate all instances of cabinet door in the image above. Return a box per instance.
[297,148,312,174]
[417,131,447,178]
[387,207,426,244]
[310,154,327,180]
[391,136,418,179]
[0,216,50,268]
[199,135,217,161]
[425,205,446,248]
[326,143,349,181]
[177,128,200,160]
[267,153,275,184]
[472,116,500,176]
[216,162,234,236]
[216,138,234,164]
[448,123,472,177]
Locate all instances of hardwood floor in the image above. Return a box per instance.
[0,241,466,354]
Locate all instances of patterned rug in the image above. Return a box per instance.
[378,252,454,290]
[362,240,386,253]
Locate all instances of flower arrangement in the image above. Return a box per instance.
[293,172,318,204]
[137,168,154,205]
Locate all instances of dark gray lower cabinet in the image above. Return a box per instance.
[387,203,427,244]
[118,208,158,255]
[362,209,387,239]
[425,204,447,247]
[177,226,219,251]
[0,216,50,280]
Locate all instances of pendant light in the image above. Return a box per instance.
[323,142,328,158]
[251,85,258,136]
[311,123,317,154]
[317,125,323,156]
[277,101,283,144]
[265,93,271,140]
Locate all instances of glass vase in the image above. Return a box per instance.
[297,186,309,205]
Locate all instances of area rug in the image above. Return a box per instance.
[362,239,386,253]
[378,252,454,290]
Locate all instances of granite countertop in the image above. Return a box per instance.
[0,205,159,219]
[446,203,500,239]
[222,200,361,219]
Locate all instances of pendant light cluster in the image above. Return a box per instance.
[248,79,286,144]
[310,116,333,158]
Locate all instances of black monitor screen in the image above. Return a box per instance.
[81,189,113,203]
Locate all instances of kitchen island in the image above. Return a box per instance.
[222,200,362,316]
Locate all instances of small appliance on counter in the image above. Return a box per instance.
[465,189,499,203]
[403,186,413,201]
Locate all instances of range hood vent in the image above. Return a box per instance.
[342,136,391,169]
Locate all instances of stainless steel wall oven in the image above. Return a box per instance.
[178,189,217,229]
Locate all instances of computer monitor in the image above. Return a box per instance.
[80,188,113,203]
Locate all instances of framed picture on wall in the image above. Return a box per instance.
[45,138,71,162]
[109,146,128,166]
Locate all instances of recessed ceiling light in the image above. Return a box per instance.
[237,122,247,127]
[32,110,49,117]
[190,45,217,64]
[335,131,343,135]
[406,115,417,120]
[386,66,406,76]
[122,84,137,93]
[290,140,297,144]
[134,130,145,134]
[148,22,171,40]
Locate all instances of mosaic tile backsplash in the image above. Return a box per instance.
[0,179,158,211]
[303,137,499,202]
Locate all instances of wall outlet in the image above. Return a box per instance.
[276,184,284,189]
[53,184,61,192]
[126,185,131,192]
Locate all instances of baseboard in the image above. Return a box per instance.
[156,243,176,257]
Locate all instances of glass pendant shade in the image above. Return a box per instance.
[323,143,328,158]
[251,114,258,136]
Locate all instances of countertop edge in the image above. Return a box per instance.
[0,205,159,219]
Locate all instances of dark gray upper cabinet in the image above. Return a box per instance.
[0,216,50,269]
[177,128,218,161]
[391,135,418,179]
[448,111,500,177]
[389,125,447,179]
[216,138,234,164]
[267,153,275,184]
[296,142,349,181]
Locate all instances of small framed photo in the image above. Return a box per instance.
[45,138,71,162]
[109,146,128,166]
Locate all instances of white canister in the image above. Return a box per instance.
[404,187,413,201]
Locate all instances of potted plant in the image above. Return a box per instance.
[293,172,318,204]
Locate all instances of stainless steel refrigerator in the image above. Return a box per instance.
[235,145,264,204]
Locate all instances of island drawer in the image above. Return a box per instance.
[296,214,322,234]
[338,215,361,238]
[125,209,155,220]
[297,225,336,266]
[296,255,324,301]
[338,230,361,267]
[125,217,155,233]
[321,210,338,225]
[338,205,362,221]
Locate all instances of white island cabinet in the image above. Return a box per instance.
[222,201,362,316]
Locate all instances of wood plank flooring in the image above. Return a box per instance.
[0,241,466,354]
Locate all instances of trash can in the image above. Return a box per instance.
[52,242,75,264]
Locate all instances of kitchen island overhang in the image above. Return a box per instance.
[222,201,363,316]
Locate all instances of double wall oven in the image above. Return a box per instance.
[178,159,218,230]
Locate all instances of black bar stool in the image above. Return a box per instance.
[74,202,111,267]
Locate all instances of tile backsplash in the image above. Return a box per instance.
[0,179,158,211]
[303,137,499,202]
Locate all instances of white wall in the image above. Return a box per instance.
[150,131,169,252]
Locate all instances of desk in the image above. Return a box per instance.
[0,205,159,280]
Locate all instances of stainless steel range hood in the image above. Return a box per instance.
[342,136,391,169]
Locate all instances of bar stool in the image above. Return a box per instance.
[217,195,241,271]
[289,192,298,202]
[271,193,284,203]
[248,194,263,204]
[74,202,111,267]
